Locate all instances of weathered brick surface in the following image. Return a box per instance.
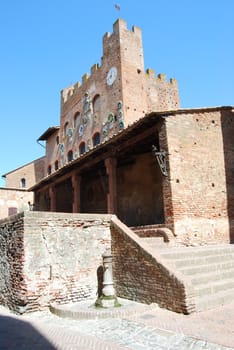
[0,213,25,311]
[162,109,234,245]
[110,217,195,314]
[0,212,112,313]
[45,19,179,174]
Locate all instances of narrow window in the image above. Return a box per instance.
[67,150,73,162]
[79,142,86,156]
[92,132,101,146]
[54,160,59,170]
[64,121,69,136]
[74,112,80,128]
[92,94,101,114]
[47,165,52,175]
[20,178,26,188]
[56,135,59,145]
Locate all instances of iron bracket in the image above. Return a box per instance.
[152,145,168,176]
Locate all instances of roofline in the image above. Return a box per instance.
[2,156,46,178]
[29,105,233,191]
[37,126,60,141]
[151,105,234,116]
[0,187,30,192]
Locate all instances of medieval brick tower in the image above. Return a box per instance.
[41,19,180,173]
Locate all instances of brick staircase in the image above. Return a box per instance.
[112,219,234,313]
[132,225,234,311]
[158,245,234,312]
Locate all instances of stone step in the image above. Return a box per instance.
[179,260,234,276]
[160,245,234,260]
[196,288,234,312]
[171,254,234,269]
[195,278,234,297]
[158,245,234,311]
[190,267,234,286]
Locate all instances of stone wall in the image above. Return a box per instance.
[0,211,112,313]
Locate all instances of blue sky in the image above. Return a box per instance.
[0,0,233,186]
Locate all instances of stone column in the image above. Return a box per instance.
[49,186,56,212]
[72,174,81,213]
[105,157,117,214]
[102,250,116,297]
[95,250,120,309]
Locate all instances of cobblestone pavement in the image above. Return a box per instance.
[0,301,234,350]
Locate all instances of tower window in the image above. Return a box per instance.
[74,112,80,128]
[20,178,26,188]
[79,142,86,156]
[64,121,69,136]
[92,132,101,146]
[67,150,73,162]
[55,160,59,170]
[47,165,52,175]
[92,94,101,114]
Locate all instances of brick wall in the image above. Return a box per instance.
[0,211,112,313]
[164,109,234,245]
[110,217,195,314]
[0,213,25,312]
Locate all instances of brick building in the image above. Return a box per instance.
[0,157,45,218]
[0,19,233,315]
[31,19,234,246]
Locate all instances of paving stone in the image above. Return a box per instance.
[0,303,234,350]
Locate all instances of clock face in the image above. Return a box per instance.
[106,66,117,86]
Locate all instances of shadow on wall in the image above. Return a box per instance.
[0,315,56,349]
[221,109,234,242]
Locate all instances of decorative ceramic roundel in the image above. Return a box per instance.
[106,66,117,86]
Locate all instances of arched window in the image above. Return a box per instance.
[54,160,59,170]
[92,132,101,146]
[74,112,80,128]
[79,142,86,156]
[47,165,52,175]
[20,178,26,188]
[67,150,73,162]
[64,121,69,136]
[92,94,101,114]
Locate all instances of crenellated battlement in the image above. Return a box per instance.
[145,68,178,86]
[61,63,101,104]
[61,19,144,106]
[103,18,142,48]
[61,19,178,111]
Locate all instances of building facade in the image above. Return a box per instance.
[0,19,234,315]
[0,157,45,218]
[25,19,234,245]
[38,19,179,176]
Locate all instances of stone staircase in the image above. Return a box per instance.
[158,245,234,312]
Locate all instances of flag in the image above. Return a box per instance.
[114,4,121,11]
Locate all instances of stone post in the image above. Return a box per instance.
[102,250,116,297]
[95,250,120,308]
